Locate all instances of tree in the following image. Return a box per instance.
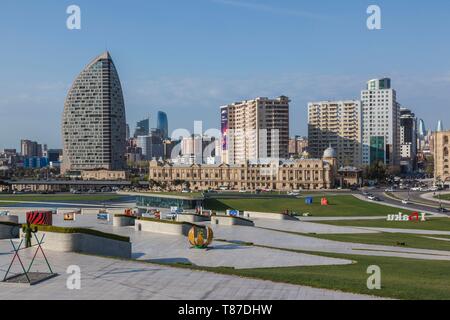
[363,161,387,182]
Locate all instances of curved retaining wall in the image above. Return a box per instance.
[0,215,19,224]
[0,223,20,239]
[135,220,192,236]
[176,214,211,224]
[20,231,131,259]
[244,211,299,221]
[211,215,255,227]
[113,216,136,227]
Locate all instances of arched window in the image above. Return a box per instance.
[445,136,449,145]
[444,147,449,158]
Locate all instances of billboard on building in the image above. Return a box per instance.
[221,107,228,151]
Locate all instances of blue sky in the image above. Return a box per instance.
[1,0,450,149]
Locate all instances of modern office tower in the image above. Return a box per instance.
[221,96,290,165]
[433,130,450,185]
[157,111,169,140]
[134,118,150,138]
[437,120,444,132]
[308,101,362,168]
[46,149,63,162]
[20,140,41,157]
[136,129,164,160]
[361,78,401,168]
[418,119,426,138]
[62,52,127,173]
[399,108,417,173]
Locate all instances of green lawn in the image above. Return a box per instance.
[436,194,450,201]
[0,194,126,203]
[168,249,450,300]
[311,232,450,252]
[204,195,412,217]
[316,218,450,232]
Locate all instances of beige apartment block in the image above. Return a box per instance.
[221,96,290,165]
[434,131,450,184]
[308,101,362,168]
[81,170,128,181]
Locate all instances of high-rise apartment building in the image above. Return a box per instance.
[399,108,417,173]
[20,140,42,157]
[361,78,400,168]
[62,52,127,173]
[288,136,308,157]
[308,101,362,168]
[433,130,450,185]
[221,96,290,165]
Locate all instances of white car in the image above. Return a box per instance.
[402,200,409,205]
[368,196,376,201]
[239,189,247,193]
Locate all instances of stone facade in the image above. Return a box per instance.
[81,170,128,181]
[149,156,337,191]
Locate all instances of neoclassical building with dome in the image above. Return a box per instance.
[149,148,338,191]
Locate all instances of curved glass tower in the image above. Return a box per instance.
[157,111,169,140]
[62,52,127,173]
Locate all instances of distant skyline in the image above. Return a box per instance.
[1,0,450,150]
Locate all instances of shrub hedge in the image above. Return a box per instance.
[27,225,130,243]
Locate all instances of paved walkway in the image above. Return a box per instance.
[352,227,450,236]
[421,192,450,205]
[0,243,380,300]
[4,212,353,269]
[210,225,450,261]
[97,225,353,269]
[253,218,379,234]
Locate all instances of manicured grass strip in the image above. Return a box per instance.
[315,218,450,233]
[163,248,450,300]
[436,194,450,201]
[311,232,450,252]
[30,225,130,242]
[205,195,413,217]
[0,194,126,203]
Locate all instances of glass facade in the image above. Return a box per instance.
[370,136,385,164]
[157,111,169,140]
[136,195,203,210]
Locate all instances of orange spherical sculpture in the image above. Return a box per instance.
[188,226,214,249]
